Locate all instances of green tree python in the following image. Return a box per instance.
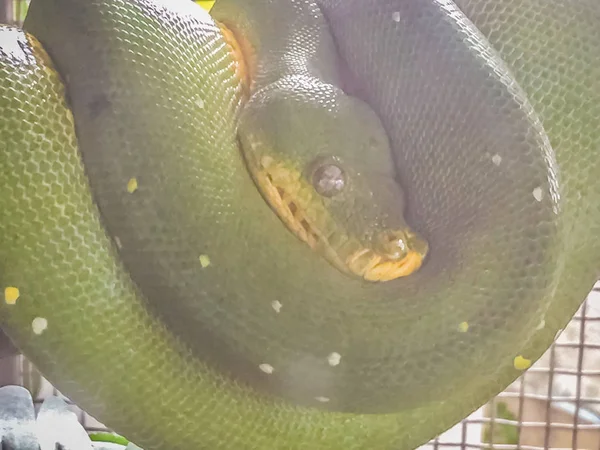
[0,0,598,448]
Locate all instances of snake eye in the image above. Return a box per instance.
[312,163,346,197]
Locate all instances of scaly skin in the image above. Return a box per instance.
[0,0,598,450]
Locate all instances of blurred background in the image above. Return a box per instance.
[2,1,600,448]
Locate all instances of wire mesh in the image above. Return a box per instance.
[420,282,600,450]
[2,1,600,449]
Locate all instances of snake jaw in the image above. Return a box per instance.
[347,248,425,282]
[345,228,427,282]
[249,155,427,282]
[255,156,327,253]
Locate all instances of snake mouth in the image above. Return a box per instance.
[346,239,426,282]
[250,155,427,282]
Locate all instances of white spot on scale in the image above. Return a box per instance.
[535,318,546,331]
[196,98,205,109]
[492,154,502,166]
[392,11,401,22]
[261,155,274,168]
[259,363,274,374]
[32,317,48,335]
[327,352,341,366]
[271,300,282,313]
[532,187,543,202]
[315,396,330,403]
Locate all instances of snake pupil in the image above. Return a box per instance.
[313,164,346,197]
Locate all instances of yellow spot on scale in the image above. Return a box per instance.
[4,287,19,304]
[513,355,531,371]
[458,322,469,333]
[195,1,215,12]
[127,177,138,193]
[199,254,211,268]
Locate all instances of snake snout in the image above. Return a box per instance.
[343,228,429,282]
[374,229,409,260]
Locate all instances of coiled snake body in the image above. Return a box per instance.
[0,0,598,449]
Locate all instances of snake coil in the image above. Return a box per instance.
[0,0,598,449]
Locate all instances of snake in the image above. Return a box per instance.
[0,0,598,449]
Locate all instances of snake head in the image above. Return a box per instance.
[238,77,428,282]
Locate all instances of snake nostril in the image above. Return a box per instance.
[375,230,408,260]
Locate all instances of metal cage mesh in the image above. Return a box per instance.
[424,282,600,450]
[2,1,600,449]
